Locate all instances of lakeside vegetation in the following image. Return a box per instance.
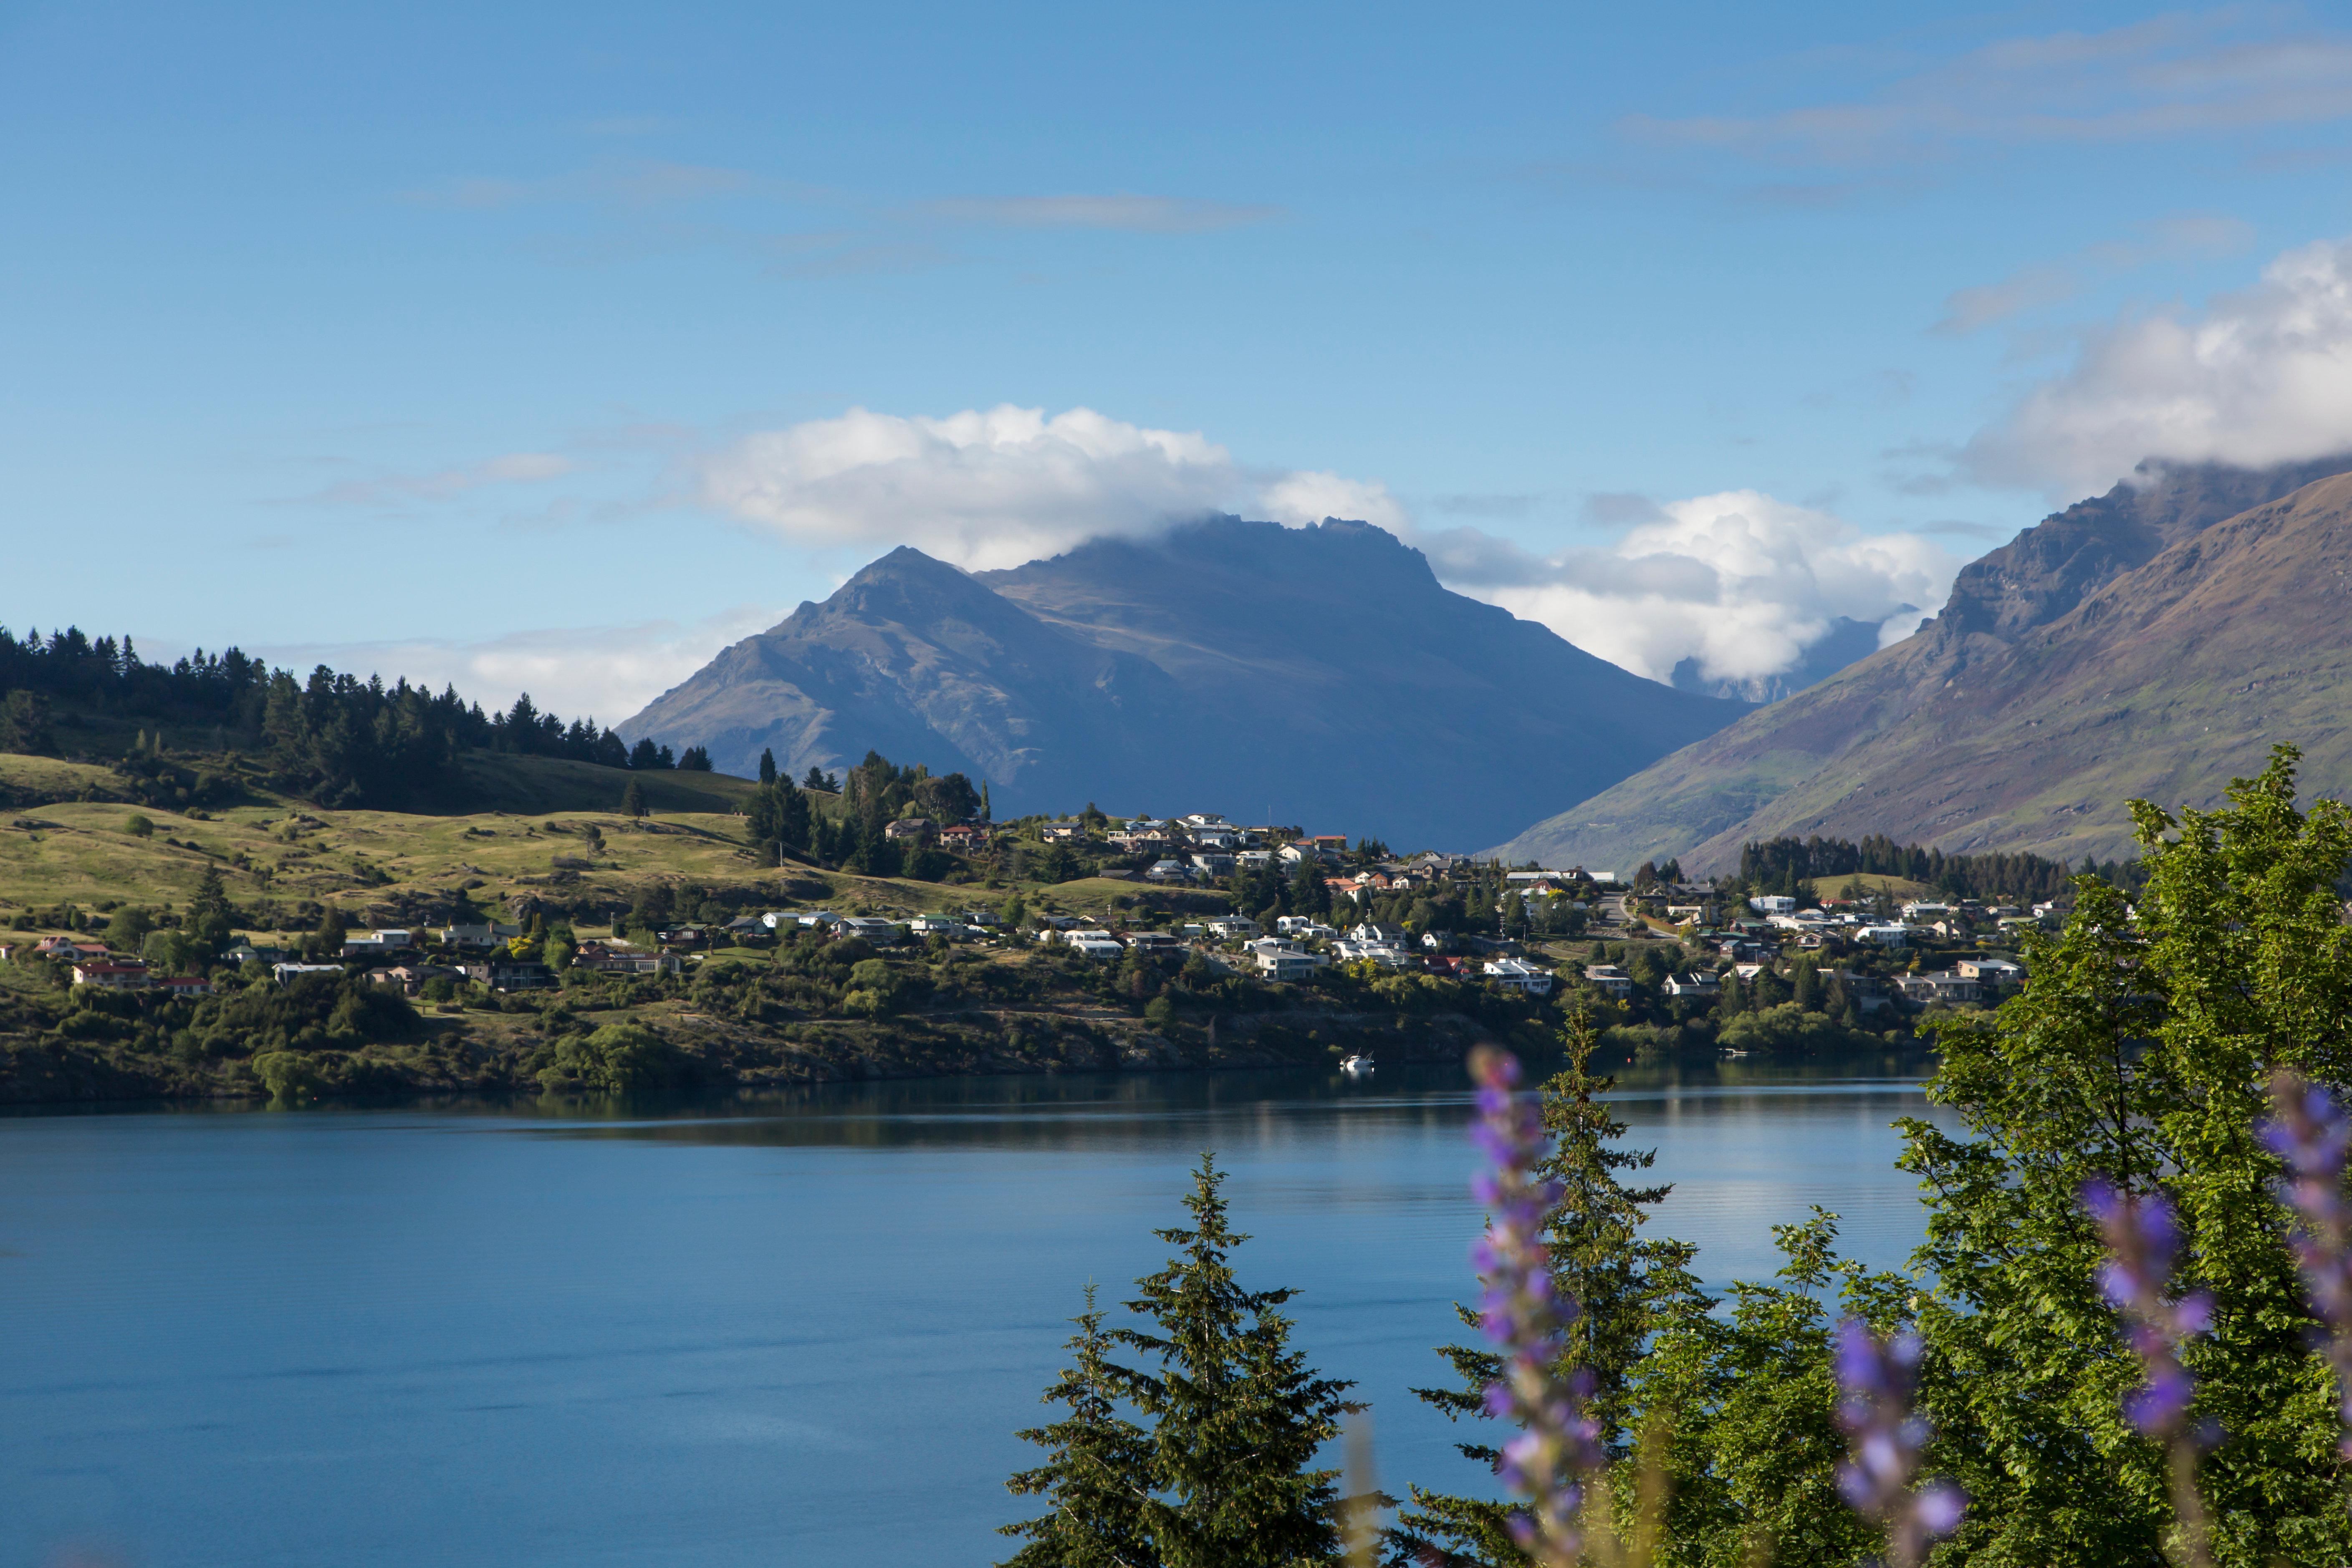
[1005,747,2352,1567]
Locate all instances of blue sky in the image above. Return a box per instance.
[7,1,2352,720]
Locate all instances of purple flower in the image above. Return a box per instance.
[1465,1046,1600,1567]
[2265,1071,2352,1457]
[2082,1179,2212,1442]
[1833,1318,1965,1568]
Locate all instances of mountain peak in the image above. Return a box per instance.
[627,520,1744,848]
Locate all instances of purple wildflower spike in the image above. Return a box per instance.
[2082,1179,2213,1442]
[1466,1046,1603,1567]
[2264,1071,2352,1457]
[1833,1318,1965,1568]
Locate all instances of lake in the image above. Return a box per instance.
[0,1053,1953,1568]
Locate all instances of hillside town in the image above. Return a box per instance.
[3,802,2054,1047]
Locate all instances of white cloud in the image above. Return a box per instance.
[250,607,779,726]
[694,404,1407,569]
[1428,491,1958,686]
[1962,236,2352,494]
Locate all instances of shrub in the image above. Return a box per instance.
[123,814,154,838]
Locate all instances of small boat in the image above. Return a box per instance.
[1720,1047,1748,1058]
[1340,1054,1375,1076]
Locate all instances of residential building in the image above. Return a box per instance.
[1207,915,1261,940]
[1253,944,1329,981]
[1191,852,1236,877]
[909,914,974,939]
[1957,957,2026,986]
[1122,930,1180,952]
[939,824,989,853]
[1583,964,1633,997]
[272,962,344,985]
[72,961,150,990]
[156,975,215,998]
[574,942,681,977]
[1485,957,1554,995]
[1663,972,1720,999]
[1898,971,1981,1005]
[1748,896,1796,915]
[1350,922,1406,945]
[1146,859,1192,883]
[1067,937,1124,959]
[837,917,905,945]
[884,817,933,842]
[1901,902,1955,923]
[1311,835,1349,856]
[1857,924,1913,946]
[1040,823,1084,842]
[342,929,414,957]
[488,959,555,992]
[441,922,522,948]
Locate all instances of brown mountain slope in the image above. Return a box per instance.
[1494,458,2352,872]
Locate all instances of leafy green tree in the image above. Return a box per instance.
[108,904,154,949]
[999,1284,1160,1568]
[541,1023,677,1094]
[1115,1155,1354,1568]
[123,813,154,838]
[1900,745,2352,1568]
[188,865,235,954]
[1287,857,1329,919]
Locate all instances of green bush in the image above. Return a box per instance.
[123,814,154,838]
[1715,1001,1876,1055]
[540,1023,678,1095]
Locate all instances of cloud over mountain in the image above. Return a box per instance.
[1964,236,2352,496]
[694,405,1402,571]
[1427,491,1957,687]
[694,405,1950,692]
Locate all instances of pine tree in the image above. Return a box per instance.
[758,747,778,786]
[999,1285,1160,1568]
[1116,1155,1354,1568]
[621,778,647,819]
[1394,1010,1702,1566]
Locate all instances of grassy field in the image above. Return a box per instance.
[1803,872,1938,901]
[0,750,1219,936]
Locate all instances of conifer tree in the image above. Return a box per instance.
[1000,1284,1160,1568]
[757,747,777,785]
[1116,1155,1354,1568]
[1393,1010,1701,1565]
[621,778,647,820]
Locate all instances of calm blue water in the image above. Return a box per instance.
[0,1056,1952,1568]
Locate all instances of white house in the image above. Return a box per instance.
[1663,972,1720,998]
[1583,964,1633,997]
[1350,922,1406,945]
[1748,896,1796,915]
[1484,957,1554,995]
[1146,859,1192,883]
[1067,937,1124,959]
[1857,924,1913,946]
[1207,915,1261,940]
[837,917,905,945]
[1900,902,1955,922]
